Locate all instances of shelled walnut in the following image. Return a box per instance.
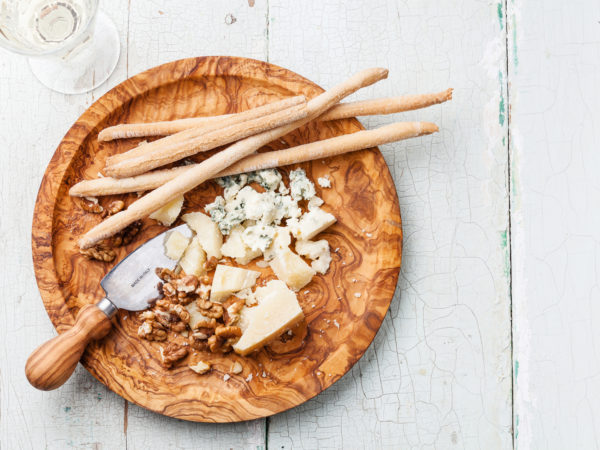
[80,245,116,262]
[160,343,189,368]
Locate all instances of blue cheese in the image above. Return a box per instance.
[263,227,291,261]
[248,169,282,191]
[205,195,245,235]
[295,239,332,274]
[317,176,331,188]
[242,224,276,252]
[289,168,316,201]
[221,225,262,264]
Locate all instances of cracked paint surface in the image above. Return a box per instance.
[2,0,570,448]
[509,1,600,449]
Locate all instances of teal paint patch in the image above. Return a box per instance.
[515,360,519,378]
[503,135,506,147]
[64,406,71,413]
[499,71,506,126]
[96,393,102,400]
[500,229,510,277]
[497,3,504,30]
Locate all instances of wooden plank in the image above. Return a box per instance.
[267,1,513,448]
[127,0,268,76]
[123,1,269,447]
[508,1,600,448]
[0,4,130,449]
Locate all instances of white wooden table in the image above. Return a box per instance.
[1,1,598,448]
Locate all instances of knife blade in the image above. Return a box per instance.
[100,224,193,313]
[26,224,194,390]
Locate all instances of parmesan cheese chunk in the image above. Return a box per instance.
[233,280,304,356]
[179,237,206,277]
[149,195,184,226]
[182,211,223,259]
[221,225,262,265]
[210,264,260,302]
[269,247,316,291]
[164,230,190,260]
[289,207,336,240]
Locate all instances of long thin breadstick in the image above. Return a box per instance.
[318,88,452,121]
[97,89,452,141]
[79,68,389,249]
[104,96,307,176]
[70,121,438,197]
[98,95,305,142]
[220,121,438,175]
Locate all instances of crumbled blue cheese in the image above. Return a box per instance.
[216,174,249,200]
[289,168,316,201]
[307,196,324,211]
[242,224,276,252]
[317,176,331,188]
[248,169,282,191]
[295,239,332,274]
[208,169,306,235]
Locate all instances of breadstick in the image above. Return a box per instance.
[79,67,389,249]
[317,88,453,121]
[104,95,306,170]
[96,89,452,140]
[104,102,309,179]
[70,121,437,197]
[98,95,305,142]
[221,121,438,175]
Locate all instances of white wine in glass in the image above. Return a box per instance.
[0,0,120,94]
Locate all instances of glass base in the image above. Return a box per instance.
[28,11,120,95]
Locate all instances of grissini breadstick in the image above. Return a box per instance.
[79,67,389,249]
[70,121,437,197]
[97,89,452,140]
[220,121,438,174]
[317,88,453,121]
[70,166,192,197]
[104,102,310,179]
[98,116,223,142]
[98,95,305,142]
[104,95,306,170]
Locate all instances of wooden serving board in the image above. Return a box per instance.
[31,57,402,422]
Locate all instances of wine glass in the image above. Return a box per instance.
[0,0,120,94]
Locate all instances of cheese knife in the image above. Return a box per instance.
[25,224,193,390]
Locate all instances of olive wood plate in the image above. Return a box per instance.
[31,56,402,422]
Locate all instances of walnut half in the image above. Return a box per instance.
[160,343,189,368]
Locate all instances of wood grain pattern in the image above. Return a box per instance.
[25,304,112,391]
[31,56,402,422]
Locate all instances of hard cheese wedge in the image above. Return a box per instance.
[149,195,184,226]
[164,230,191,260]
[182,211,223,260]
[179,237,206,276]
[269,247,316,291]
[233,280,304,356]
[210,264,260,302]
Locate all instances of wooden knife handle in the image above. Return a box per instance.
[25,304,112,390]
